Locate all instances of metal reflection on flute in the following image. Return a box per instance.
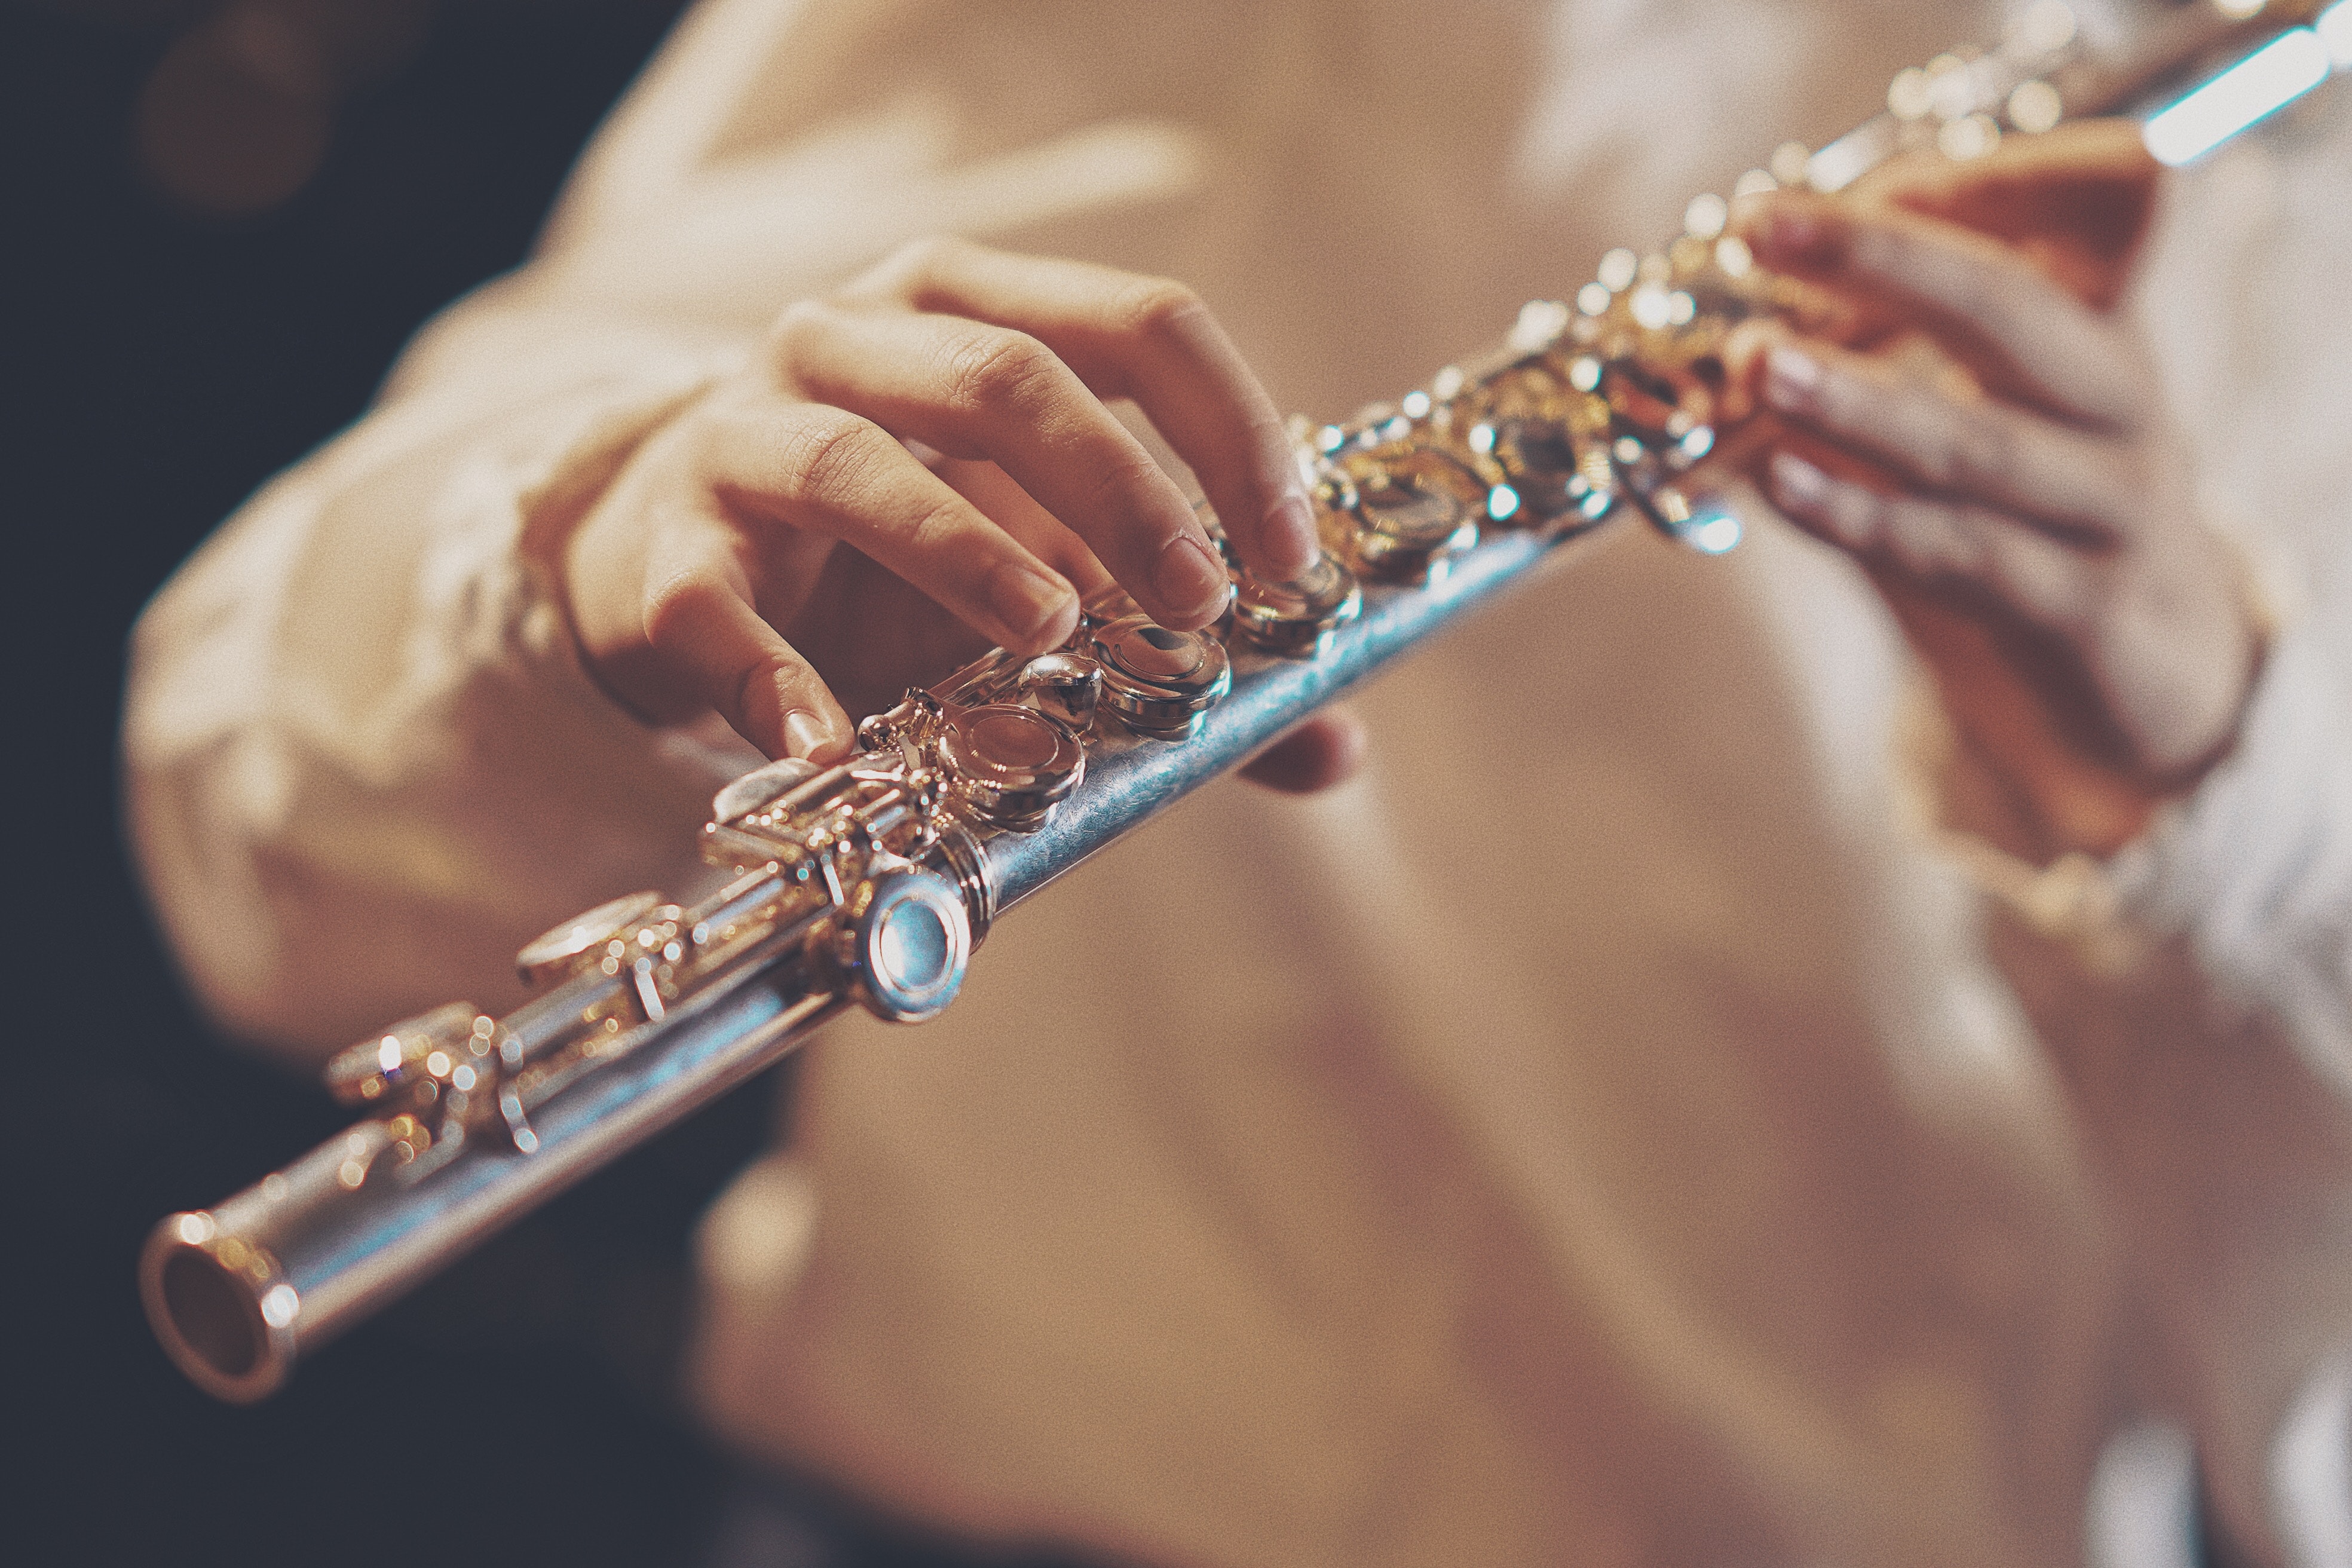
[140,523,1576,1404]
[143,0,2340,1403]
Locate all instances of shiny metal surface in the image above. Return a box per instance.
[1018,651,1104,730]
[1090,617,1233,738]
[143,0,2337,1402]
[513,890,669,987]
[710,756,825,825]
[1231,550,1363,659]
[825,866,972,1022]
[939,703,1086,828]
[143,929,836,1402]
[1339,448,1483,583]
[979,526,1561,913]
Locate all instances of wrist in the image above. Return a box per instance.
[1888,520,2274,863]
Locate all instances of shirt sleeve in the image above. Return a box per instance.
[117,0,826,1068]
[1941,591,2352,1566]
[2113,607,2352,1567]
[2106,611,2352,1081]
[122,323,762,1065]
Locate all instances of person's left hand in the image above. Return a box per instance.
[553,236,1362,795]
[1723,121,2262,856]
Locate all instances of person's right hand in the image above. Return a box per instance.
[559,237,1362,789]
[1720,122,2262,856]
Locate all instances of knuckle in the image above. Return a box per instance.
[776,408,889,501]
[1245,409,1291,449]
[900,495,967,558]
[888,233,958,275]
[1109,275,1206,341]
[942,327,1059,418]
[1241,408,1294,466]
[855,234,959,301]
[1086,448,1177,522]
[888,233,960,289]
[639,564,731,653]
[734,652,814,723]
[764,298,831,365]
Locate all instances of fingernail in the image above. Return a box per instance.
[1261,493,1319,580]
[782,709,830,760]
[1740,203,1824,262]
[1773,209,1822,253]
[1770,451,1876,548]
[1770,450,1829,509]
[1152,533,1230,621]
[987,558,1074,646]
[1765,345,1824,414]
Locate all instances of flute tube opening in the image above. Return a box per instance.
[141,1221,294,1404]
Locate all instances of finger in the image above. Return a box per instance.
[929,455,1120,603]
[771,300,1233,629]
[1732,189,2142,427]
[1767,449,2094,631]
[896,439,1117,599]
[1238,709,1368,794]
[635,541,859,762]
[1719,316,1814,425]
[1758,335,2127,540]
[852,237,1319,583]
[696,395,1083,654]
[1855,120,2159,308]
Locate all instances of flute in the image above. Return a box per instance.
[143,0,2345,1402]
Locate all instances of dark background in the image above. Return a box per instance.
[0,2,781,1561]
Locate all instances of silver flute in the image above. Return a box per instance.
[144,0,2341,1401]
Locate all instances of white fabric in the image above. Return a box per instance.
[124,2,2352,1564]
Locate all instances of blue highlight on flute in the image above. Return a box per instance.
[2143,4,2350,167]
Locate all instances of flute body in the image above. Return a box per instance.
[144,523,1569,1402]
[143,0,2341,1402]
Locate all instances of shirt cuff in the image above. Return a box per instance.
[2108,617,2351,964]
[1915,614,2352,1006]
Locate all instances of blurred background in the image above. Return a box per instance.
[0,3,818,1560]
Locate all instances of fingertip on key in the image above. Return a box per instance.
[987,557,1079,650]
[1152,533,1233,627]
[1769,449,1829,509]
[1734,194,1833,265]
[1261,493,1320,581]
[1764,344,1825,414]
[782,709,835,761]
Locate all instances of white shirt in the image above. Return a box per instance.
[124,2,2352,1564]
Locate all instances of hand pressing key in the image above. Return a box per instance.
[1726,121,2263,856]
[559,236,1363,794]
